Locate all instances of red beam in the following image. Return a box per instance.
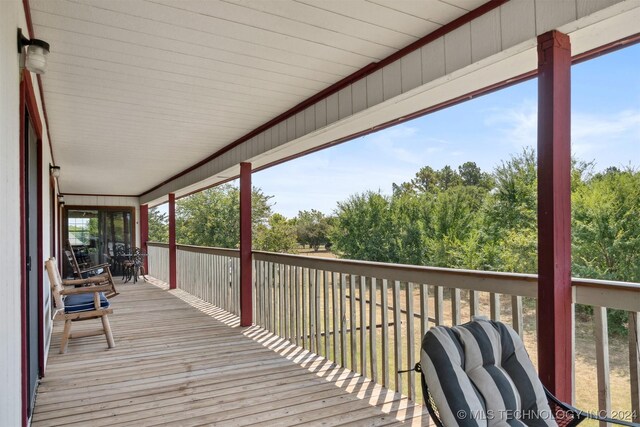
[168,194,177,290]
[537,30,572,402]
[239,163,253,327]
[140,204,149,273]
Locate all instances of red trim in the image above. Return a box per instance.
[239,163,252,327]
[140,204,149,272]
[572,32,640,64]
[168,194,177,290]
[536,31,572,402]
[140,0,507,197]
[19,69,44,426]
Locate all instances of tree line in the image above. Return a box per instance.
[148,148,639,333]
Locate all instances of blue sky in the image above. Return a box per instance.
[253,43,640,218]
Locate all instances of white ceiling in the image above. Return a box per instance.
[31,0,488,195]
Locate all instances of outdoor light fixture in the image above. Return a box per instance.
[50,164,61,178]
[17,28,50,75]
[58,195,65,206]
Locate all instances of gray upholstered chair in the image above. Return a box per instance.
[418,318,636,427]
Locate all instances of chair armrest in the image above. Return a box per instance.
[60,284,113,296]
[62,276,105,286]
[545,387,637,426]
[79,263,111,274]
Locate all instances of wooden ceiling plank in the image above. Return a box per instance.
[295,0,441,36]
[38,0,378,66]
[45,63,290,114]
[35,24,335,91]
[224,0,419,47]
[44,73,272,120]
[150,0,398,56]
[46,54,304,106]
[30,8,358,78]
[368,0,471,25]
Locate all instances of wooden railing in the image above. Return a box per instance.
[252,251,536,403]
[147,242,169,284]
[176,245,240,316]
[147,245,640,422]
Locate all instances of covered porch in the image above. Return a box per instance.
[2,0,639,425]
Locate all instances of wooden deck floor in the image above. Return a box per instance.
[33,278,427,426]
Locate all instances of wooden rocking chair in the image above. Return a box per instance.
[45,258,116,354]
[64,243,118,298]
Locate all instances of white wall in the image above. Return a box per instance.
[0,0,24,424]
[0,0,57,422]
[64,195,142,247]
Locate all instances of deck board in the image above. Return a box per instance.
[33,279,427,426]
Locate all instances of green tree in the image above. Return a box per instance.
[458,161,494,190]
[148,208,168,242]
[572,168,640,282]
[295,210,331,250]
[176,184,272,248]
[330,192,397,262]
[255,214,297,253]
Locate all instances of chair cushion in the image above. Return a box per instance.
[64,292,109,313]
[421,326,488,427]
[422,319,556,427]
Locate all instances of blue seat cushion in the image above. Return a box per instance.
[64,292,109,313]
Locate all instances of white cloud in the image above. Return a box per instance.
[572,110,640,158]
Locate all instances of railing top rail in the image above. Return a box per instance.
[252,250,538,297]
[573,278,640,312]
[572,277,640,291]
[147,241,169,248]
[177,244,240,257]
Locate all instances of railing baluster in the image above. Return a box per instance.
[340,273,347,368]
[286,265,292,341]
[315,269,322,354]
[490,293,500,321]
[324,270,330,358]
[332,271,339,362]
[392,280,402,394]
[452,288,461,325]
[511,295,523,337]
[594,306,611,427]
[629,312,640,423]
[360,275,367,376]
[295,266,301,347]
[349,274,357,371]
[302,267,308,349]
[279,264,284,336]
[470,290,479,320]
[406,282,415,399]
[381,279,390,387]
[370,277,378,383]
[310,269,316,354]
[435,286,444,325]
[420,283,429,339]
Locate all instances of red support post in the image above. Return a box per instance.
[140,204,149,273]
[168,193,177,290]
[240,162,253,326]
[537,30,572,402]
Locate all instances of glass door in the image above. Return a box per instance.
[63,207,134,276]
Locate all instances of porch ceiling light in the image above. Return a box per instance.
[50,164,61,178]
[17,28,50,75]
